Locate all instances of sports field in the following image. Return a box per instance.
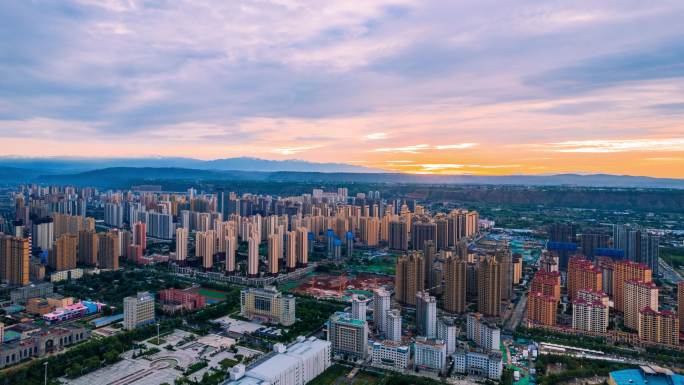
[197,288,230,304]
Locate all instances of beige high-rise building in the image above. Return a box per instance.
[175,228,188,261]
[444,254,467,313]
[49,234,77,271]
[267,234,281,274]
[567,256,602,302]
[77,229,98,265]
[389,219,409,251]
[53,213,83,238]
[496,248,513,302]
[512,256,522,285]
[285,230,297,270]
[625,280,658,331]
[225,236,236,273]
[248,236,259,276]
[0,235,29,286]
[196,230,216,268]
[240,286,295,326]
[679,281,684,333]
[359,217,379,246]
[395,251,425,306]
[639,308,679,346]
[478,256,501,317]
[528,291,557,326]
[84,217,95,231]
[613,260,652,312]
[296,227,308,266]
[97,231,120,269]
[123,292,155,330]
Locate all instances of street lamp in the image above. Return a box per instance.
[43,361,48,385]
[156,322,160,345]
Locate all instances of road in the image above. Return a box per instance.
[504,292,527,332]
[659,258,683,284]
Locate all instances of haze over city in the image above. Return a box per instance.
[2,1,684,177]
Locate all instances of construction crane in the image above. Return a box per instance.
[338,275,348,295]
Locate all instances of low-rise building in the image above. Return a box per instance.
[240,286,296,326]
[227,336,331,385]
[328,312,367,360]
[413,337,447,373]
[452,348,503,380]
[159,287,207,313]
[0,325,90,369]
[608,367,684,385]
[371,341,409,371]
[10,282,53,304]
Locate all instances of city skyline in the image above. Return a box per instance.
[3,1,684,177]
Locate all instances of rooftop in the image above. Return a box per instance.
[610,368,684,385]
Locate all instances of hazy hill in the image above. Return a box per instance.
[23,167,684,189]
[0,156,379,173]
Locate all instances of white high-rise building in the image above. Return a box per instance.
[175,228,188,261]
[104,203,123,227]
[351,295,368,321]
[414,337,447,373]
[386,309,402,342]
[437,317,458,354]
[31,219,54,251]
[373,288,390,335]
[466,313,500,351]
[328,312,368,360]
[123,291,155,330]
[416,291,437,338]
[147,212,173,240]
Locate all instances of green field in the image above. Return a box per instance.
[352,371,382,385]
[347,255,397,275]
[198,288,230,301]
[662,247,684,271]
[308,364,349,385]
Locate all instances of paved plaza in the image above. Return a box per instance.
[63,329,258,385]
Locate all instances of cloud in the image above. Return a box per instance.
[364,132,389,140]
[544,138,684,153]
[419,164,464,171]
[434,143,478,150]
[373,143,477,153]
[271,145,322,155]
[3,1,684,176]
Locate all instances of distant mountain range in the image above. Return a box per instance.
[0,156,380,173]
[0,157,683,189]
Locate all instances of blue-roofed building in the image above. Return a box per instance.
[609,367,684,385]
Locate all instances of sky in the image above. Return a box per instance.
[1,1,684,177]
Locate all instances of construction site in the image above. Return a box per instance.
[289,272,394,301]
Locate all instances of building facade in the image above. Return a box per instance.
[240,287,296,326]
